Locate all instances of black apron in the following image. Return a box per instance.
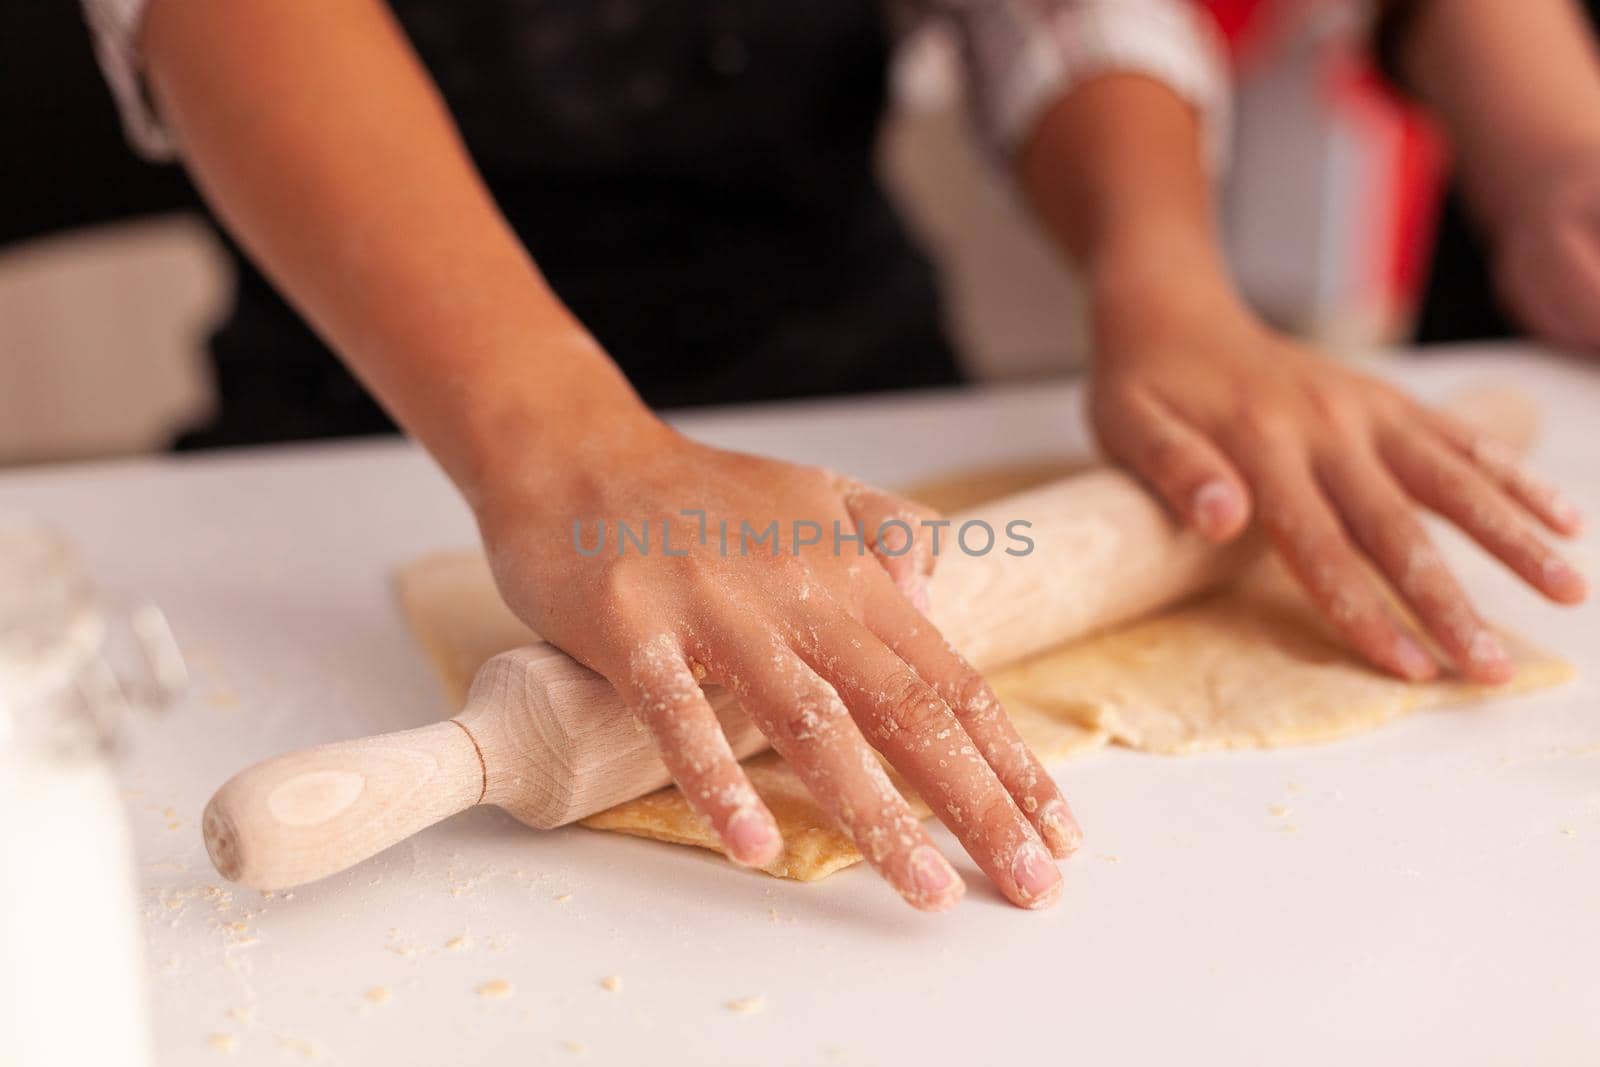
[181,0,960,448]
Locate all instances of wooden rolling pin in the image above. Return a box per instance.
[204,386,1533,889]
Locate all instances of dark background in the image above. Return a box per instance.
[0,3,1539,367]
[1,3,201,246]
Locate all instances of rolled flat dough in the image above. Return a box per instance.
[394,461,1571,881]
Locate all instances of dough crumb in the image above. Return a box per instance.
[476,979,514,999]
[1268,804,1292,818]
[364,986,392,1005]
[1280,824,1300,834]
[274,1035,322,1059]
[1099,854,1122,864]
[1285,782,1303,794]
[554,893,573,904]
[562,1039,588,1055]
[386,930,420,957]
[206,1033,237,1054]
[225,1006,255,1023]
[202,885,235,912]
[445,935,470,951]
[1561,826,1577,837]
[600,975,622,993]
[725,995,765,1015]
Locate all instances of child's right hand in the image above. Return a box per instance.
[473,417,1079,912]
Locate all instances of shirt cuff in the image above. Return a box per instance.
[82,0,176,161]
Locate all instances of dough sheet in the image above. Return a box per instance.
[395,461,1571,880]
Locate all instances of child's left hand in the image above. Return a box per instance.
[1088,281,1588,683]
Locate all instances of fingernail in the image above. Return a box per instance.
[1467,630,1511,676]
[1039,799,1083,858]
[908,845,963,909]
[1394,635,1438,681]
[726,808,777,865]
[1010,841,1062,909]
[1542,556,1589,601]
[1192,481,1242,538]
[1550,494,1585,534]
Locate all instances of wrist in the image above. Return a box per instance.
[448,335,667,518]
[1086,221,1250,339]
[1472,138,1600,246]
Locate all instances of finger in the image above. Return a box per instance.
[786,611,1063,910]
[1096,387,1251,541]
[1546,223,1600,344]
[1380,430,1589,608]
[1319,452,1505,681]
[1530,269,1600,348]
[1498,225,1600,348]
[839,480,940,612]
[1423,408,1585,536]
[862,581,1081,858]
[710,631,966,912]
[1245,454,1440,681]
[1504,263,1593,350]
[617,635,781,868]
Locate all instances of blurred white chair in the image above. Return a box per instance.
[0,213,229,465]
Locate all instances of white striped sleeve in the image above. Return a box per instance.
[81,0,175,160]
[938,0,1233,172]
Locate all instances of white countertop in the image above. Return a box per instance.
[3,343,1597,1066]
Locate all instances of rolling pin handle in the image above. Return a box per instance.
[202,719,485,889]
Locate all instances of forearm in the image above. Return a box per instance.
[1012,70,1585,685]
[141,0,650,505]
[1390,0,1600,235]
[1014,74,1242,333]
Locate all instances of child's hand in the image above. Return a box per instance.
[1089,287,1588,683]
[1491,149,1600,351]
[474,420,1078,911]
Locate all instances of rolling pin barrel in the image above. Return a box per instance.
[480,469,1256,829]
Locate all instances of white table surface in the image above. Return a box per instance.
[3,343,1598,1066]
